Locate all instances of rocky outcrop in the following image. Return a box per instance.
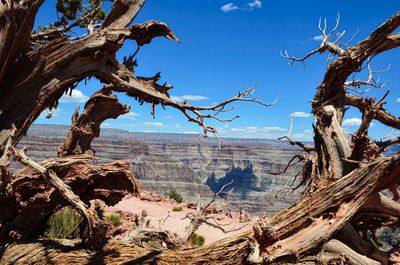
[20,124,303,215]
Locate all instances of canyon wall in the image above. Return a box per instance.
[20,125,303,215]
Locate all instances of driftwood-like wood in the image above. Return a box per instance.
[0,157,141,251]
[320,239,380,265]
[58,86,130,157]
[1,1,400,264]
[0,235,252,265]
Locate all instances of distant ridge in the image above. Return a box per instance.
[28,124,300,149]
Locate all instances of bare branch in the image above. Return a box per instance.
[201,218,249,234]
[344,61,390,90]
[277,136,315,153]
[281,48,320,67]
[269,154,305,176]
[106,64,275,139]
[346,94,400,130]
[377,136,400,151]
[282,14,345,67]
[203,180,234,213]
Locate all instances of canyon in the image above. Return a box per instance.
[19,124,303,216]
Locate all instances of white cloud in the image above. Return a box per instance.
[312,35,324,41]
[221,3,239,13]
[121,111,140,120]
[144,121,164,127]
[39,108,63,119]
[221,1,262,12]
[226,126,287,139]
[342,118,362,127]
[247,0,262,9]
[396,98,400,102]
[291,111,312,118]
[231,128,246,133]
[59,89,89,103]
[171,95,208,102]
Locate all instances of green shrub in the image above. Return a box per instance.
[169,190,183,203]
[190,233,205,246]
[44,207,83,239]
[106,214,122,226]
[172,206,183,212]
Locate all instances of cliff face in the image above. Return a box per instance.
[20,124,303,215]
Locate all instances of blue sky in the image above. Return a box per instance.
[34,1,400,140]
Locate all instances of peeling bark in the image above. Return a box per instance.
[0,157,141,251]
[58,86,130,157]
[320,239,380,265]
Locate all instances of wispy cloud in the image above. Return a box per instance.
[342,118,375,128]
[121,111,140,120]
[223,126,288,139]
[60,89,89,103]
[171,95,208,102]
[221,0,262,13]
[312,35,324,41]
[396,98,400,102]
[342,118,361,127]
[144,121,164,127]
[231,126,287,133]
[291,111,312,118]
[221,3,239,13]
[246,0,262,9]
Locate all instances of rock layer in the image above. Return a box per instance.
[20,124,302,215]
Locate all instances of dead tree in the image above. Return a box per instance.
[58,85,130,157]
[2,1,400,264]
[180,180,249,243]
[0,0,271,258]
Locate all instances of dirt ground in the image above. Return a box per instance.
[104,193,254,245]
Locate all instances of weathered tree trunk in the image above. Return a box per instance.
[0,235,252,265]
[0,156,141,251]
[58,86,130,157]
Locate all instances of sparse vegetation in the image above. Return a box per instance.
[106,214,122,227]
[44,207,82,239]
[169,190,183,203]
[190,233,205,246]
[172,206,183,212]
